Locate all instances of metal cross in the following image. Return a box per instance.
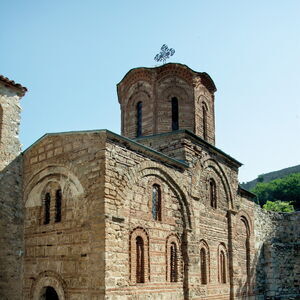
[154,44,175,64]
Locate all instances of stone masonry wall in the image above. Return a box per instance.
[103,133,255,300]
[254,206,300,299]
[23,132,106,299]
[104,139,187,299]
[0,82,24,300]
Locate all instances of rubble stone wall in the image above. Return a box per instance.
[0,83,23,300]
[254,206,300,299]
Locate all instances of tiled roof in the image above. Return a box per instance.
[0,74,27,96]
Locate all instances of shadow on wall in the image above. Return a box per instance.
[0,156,23,300]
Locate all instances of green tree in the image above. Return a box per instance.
[263,200,295,213]
[251,173,300,210]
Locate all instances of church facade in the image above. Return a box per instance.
[0,63,299,300]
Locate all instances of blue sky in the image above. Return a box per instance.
[1,0,299,182]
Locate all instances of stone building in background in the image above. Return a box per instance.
[0,63,299,300]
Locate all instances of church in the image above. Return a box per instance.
[0,63,299,300]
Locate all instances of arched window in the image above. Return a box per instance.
[166,235,180,282]
[171,97,179,131]
[170,242,178,282]
[240,217,251,283]
[55,189,62,222]
[42,182,62,225]
[130,228,149,284]
[44,192,51,224]
[202,104,208,141]
[200,248,207,284]
[136,101,142,137]
[219,250,226,283]
[152,184,161,221]
[209,178,217,208]
[136,236,145,283]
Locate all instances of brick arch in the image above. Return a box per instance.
[235,210,253,235]
[121,161,192,230]
[166,233,182,282]
[235,211,252,289]
[156,65,194,85]
[199,95,210,112]
[217,243,229,284]
[129,227,150,283]
[202,159,234,209]
[199,239,210,284]
[157,81,194,133]
[24,165,84,208]
[41,181,62,204]
[159,82,190,99]
[118,69,153,99]
[122,80,153,114]
[30,270,68,300]
[122,85,153,137]
[40,181,63,225]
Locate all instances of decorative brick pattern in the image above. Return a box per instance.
[118,63,216,144]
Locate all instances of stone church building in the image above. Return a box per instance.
[0,63,299,300]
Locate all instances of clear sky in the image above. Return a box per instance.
[1,0,299,182]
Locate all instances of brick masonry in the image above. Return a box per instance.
[0,64,299,300]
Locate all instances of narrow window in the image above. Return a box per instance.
[44,193,51,224]
[170,242,178,282]
[220,250,226,283]
[242,218,251,281]
[55,189,62,222]
[246,238,250,279]
[209,178,217,208]
[152,184,161,221]
[200,248,207,284]
[171,97,179,131]
[136,101,142,137]
[136,236,145,283]
[202,105,208,140]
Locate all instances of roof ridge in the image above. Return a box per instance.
[0,74,27,96]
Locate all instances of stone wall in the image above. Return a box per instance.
[0,82,24,300]
[103,131,255,300]
[104,137,187,299]
[23,132,106,299]
[254,206,300,299]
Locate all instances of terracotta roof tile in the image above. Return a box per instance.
[0,74,27,96]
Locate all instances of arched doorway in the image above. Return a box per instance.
[40,286,59,300]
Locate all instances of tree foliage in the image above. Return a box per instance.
[251,173,300,210]
[263,200,295,213]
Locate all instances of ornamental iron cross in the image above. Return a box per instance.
[154,44,175,64]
